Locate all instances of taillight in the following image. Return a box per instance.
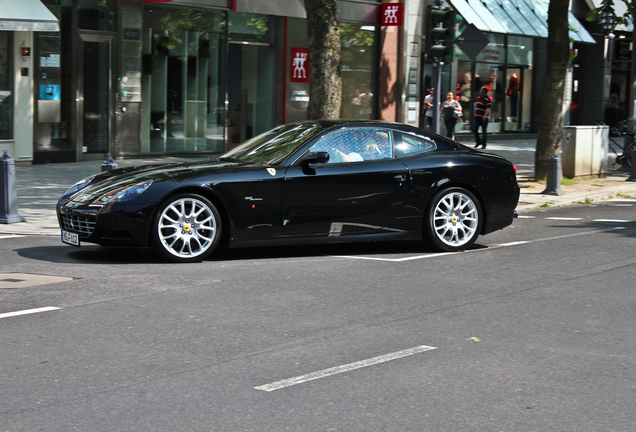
[513,164,517,173]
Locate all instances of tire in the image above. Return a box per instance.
[152,193,221,263]
[423,187,482,252]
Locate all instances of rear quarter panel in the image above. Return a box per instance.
[401,151,519,235]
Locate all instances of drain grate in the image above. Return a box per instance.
[0,273,76,289]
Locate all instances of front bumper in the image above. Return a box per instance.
[57,199,154,247]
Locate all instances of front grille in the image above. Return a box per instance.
[60,213,96,238]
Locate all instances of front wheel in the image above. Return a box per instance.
[152,193,221,263]
[424,187,482,252]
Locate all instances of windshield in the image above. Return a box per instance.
[220,123,323,165]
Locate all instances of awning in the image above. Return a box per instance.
[0,0,59,31]
[450,0,595,43]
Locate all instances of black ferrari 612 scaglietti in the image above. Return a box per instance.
[57,120,519,263]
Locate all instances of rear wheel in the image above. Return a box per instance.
[424,187,482,252]
[152,193,221,263]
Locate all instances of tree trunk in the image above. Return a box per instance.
[305,0,342,119]
[535,0,571,180]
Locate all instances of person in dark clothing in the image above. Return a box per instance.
[473,86,492,149]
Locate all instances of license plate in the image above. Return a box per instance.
[61,230,80,247]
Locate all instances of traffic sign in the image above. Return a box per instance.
[455,23,490,60]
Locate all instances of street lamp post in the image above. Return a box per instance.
[598,4,618,38]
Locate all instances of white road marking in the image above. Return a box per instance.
[608,198,636,202]
[0,235,25,239]
[610,204,633,207]
[497,241,529,247]
[0,306,61,319]
[593,219,633,223]
[255,345,437,392]
[517,215,535,219]
[338,227,626,262]
[337,252,457,262]
[545,217,583,221]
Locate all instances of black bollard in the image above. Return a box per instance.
[541,154,565,195]
[0,151,25,224]
[102,153,118,172]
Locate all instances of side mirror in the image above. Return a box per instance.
[303,151,329,165]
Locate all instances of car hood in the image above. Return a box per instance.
[62,159,252,204]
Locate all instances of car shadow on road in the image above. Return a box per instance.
[15,240,486,264]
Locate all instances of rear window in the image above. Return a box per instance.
[394,132,436,157]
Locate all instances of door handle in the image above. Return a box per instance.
[394,174,407,182]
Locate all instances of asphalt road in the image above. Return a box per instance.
[1,200,635,431]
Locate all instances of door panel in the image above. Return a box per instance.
[282,160,410,237]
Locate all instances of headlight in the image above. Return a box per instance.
[94,180,153,204]
[64,175,95,196]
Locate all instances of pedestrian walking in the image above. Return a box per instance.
[441,91,462,140]
[473,86,492,149]
[423,86,436,130]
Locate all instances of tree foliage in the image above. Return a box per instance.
[305,0,342,119]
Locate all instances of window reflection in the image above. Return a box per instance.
[341,24,377,119]
[142,6,226,153]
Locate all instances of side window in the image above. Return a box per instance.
[394,133,436,157]
[309,128,392,163]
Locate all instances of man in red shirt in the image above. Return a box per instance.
[473,86,492,149]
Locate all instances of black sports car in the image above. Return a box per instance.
[57,120,519,263]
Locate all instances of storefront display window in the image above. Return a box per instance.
[226,12,275,147]
[0,32,12,140]
[454,32,533,135]
[141,5,226,153]
[78,0,116,32]
[341,24,377,119]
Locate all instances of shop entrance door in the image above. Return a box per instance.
[77,33,115,159]
[226,43,275,147]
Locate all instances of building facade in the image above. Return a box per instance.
[0,0,627,165]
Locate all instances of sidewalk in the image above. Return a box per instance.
[1,140,635,237]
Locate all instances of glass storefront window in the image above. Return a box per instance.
[0,32,12,140]
[341,24,377,119]
[141,5,226,153]
[228,13,271,44]
[475,33,505,64]
[508,36,533,66]
[226,13,276,147]
[78,0,116,32]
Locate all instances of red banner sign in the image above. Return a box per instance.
[290,48,309,83]
[381,3,404,26]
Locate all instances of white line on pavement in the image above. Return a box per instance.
[255,345,438,392]
[593,219,633,223]
[0,307,61,319]
[0,235,25,239]
[337,227,626,262]
[517,215,536,219]
[545,217,583,221]
[337,252,457,262]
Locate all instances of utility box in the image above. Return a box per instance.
[562,125,609,178]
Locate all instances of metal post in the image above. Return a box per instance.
[101,153,118,172]
[0,151,25,224]
[432,59,442,135]
[628,145,636,181]
[541,154,565,195]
